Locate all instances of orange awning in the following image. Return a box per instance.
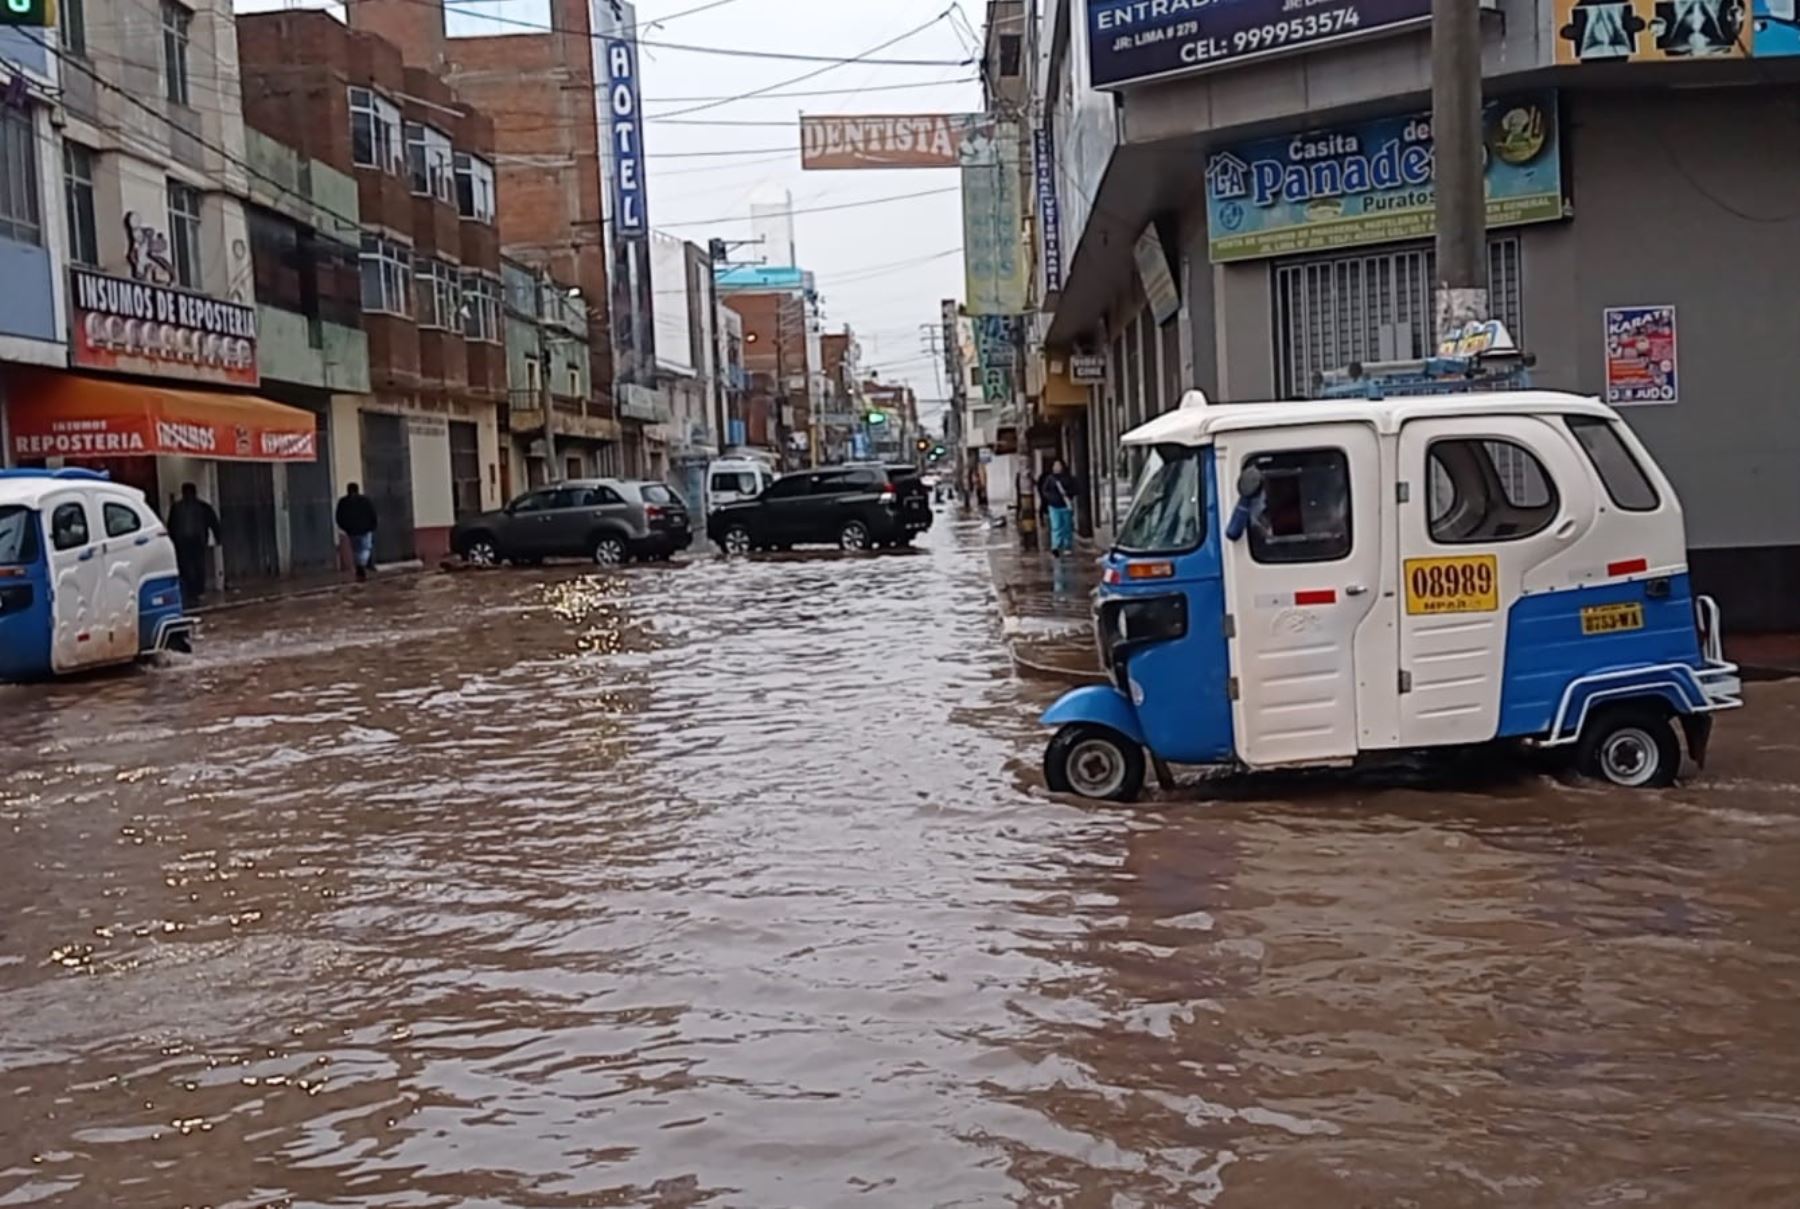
[7,369,318,463]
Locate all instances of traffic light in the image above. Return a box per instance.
[0,0,55,26]
[915,437,931,453]
[932,444,946,459]
[866,411,888,426]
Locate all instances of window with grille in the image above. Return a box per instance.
[453,153,496,223]
[404,123,454,203]
[349,88,403,174]
[415,257,461,330]
[359,233,412,316]
[0,108,41,246]
[1274,238,1524,398]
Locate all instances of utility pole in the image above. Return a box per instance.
[1432,0,1487,342]
[941,299,968,508]
[535,270,559,475]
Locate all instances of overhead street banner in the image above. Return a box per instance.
[1087,0,1431,90]
[800,114,996,169]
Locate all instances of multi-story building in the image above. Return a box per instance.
[819,329,864,465]
[2,0,335,594]
[1030,0,1800,627]
[237,9,507,567]
[242,128,371,578]
[720,267,821,471]
[344,0,636,476]
[501,256,599,490]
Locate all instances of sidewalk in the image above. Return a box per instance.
[193,559,429,616]
[986,532,1106,683]
[1728,633,1800,680]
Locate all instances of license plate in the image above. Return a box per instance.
[1404,554,1499,615]
[1581,601,1645,635]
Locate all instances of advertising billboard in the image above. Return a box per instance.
[800,114,995,169]
[1604,305,1679,405]
[1087,0,1431,90]
[962,120,1028,315]
[595,3,659,392]
[68,267,259,387]
[1205,93,1566,263]
[651,231,693,373]
[1553,0,1800,62]
[1034,125,1063,294]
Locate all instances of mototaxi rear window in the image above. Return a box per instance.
[0,505,40,566]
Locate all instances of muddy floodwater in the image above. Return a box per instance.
[3,521,1799,1207]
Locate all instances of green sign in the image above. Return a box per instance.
[0,0,55,27]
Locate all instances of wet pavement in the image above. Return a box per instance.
[4,517,1800,1207]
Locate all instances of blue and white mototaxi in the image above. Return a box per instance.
[1042,389,1741,800]
[0,468,194,683]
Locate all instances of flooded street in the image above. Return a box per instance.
[4,519,1800,1208]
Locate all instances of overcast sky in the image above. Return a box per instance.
[234,0,981,423]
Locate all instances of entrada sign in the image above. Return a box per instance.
[1087,0,1432,90]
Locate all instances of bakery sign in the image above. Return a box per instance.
[69,268,259,387]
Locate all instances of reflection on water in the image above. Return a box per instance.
[3,523,1799,1207]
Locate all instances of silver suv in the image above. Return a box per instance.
[451,479,693,567]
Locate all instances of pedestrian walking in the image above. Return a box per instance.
[166,482,221,606]
[1037,458,1079,556]
[335,483,379,582]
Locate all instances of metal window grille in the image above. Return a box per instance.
[1275,238,1524,398]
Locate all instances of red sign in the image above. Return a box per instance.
[6,369,317,463]
[69,268,259,388]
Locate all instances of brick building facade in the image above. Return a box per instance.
[237,10,507,565]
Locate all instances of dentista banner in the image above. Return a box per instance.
[1204,93,1566,263]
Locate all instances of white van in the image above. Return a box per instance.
[0,468,194,682]
[704,456,777,515]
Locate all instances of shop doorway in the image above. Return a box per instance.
[448,420,482,519]
[360,411,416,563]
[286,444,337,575]
[1274,238,1523,398]
[217,461,281,586]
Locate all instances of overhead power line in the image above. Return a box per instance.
[646,76,979,104]
[393,0,970,64]
[649,185,959,230]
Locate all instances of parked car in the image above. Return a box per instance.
[707,465,933,555]
[452,479,691,567]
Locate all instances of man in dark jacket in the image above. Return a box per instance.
[167,482,221,605]
[335,483,379,581]
[1037,459,1080,555]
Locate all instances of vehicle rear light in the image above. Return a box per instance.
[1125,561,1175,580]
[879,490,896,505]
[645,505,664,520]
[0,566,21,579]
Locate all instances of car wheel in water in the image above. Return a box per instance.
[722,526,753,557]
[592,535,627,567]
[1043,723,1145,803]
[838,520,871,552]
[463,537,500,567]
[1578,704,1682,788]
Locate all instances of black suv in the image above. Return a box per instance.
[707,466,932,555]
[452,479,691,566]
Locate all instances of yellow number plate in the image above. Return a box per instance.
[1582,602,1645,635]
[1404,555,1499,615]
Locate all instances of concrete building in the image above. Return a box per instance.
[501,256,601,491]
[1031,0,1800,627]
[819,329,864,465]
[2,0,338,594]
[237,9,507,567]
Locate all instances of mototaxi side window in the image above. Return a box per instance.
[0,505,40,565]
[103,501,144,538]
[50,502,90,551]
[1427,439,1559,544]
[711,471,755,495]
[1567,417,1660,511]
[1116,445,1203,554]
[1247,449,1352,564]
